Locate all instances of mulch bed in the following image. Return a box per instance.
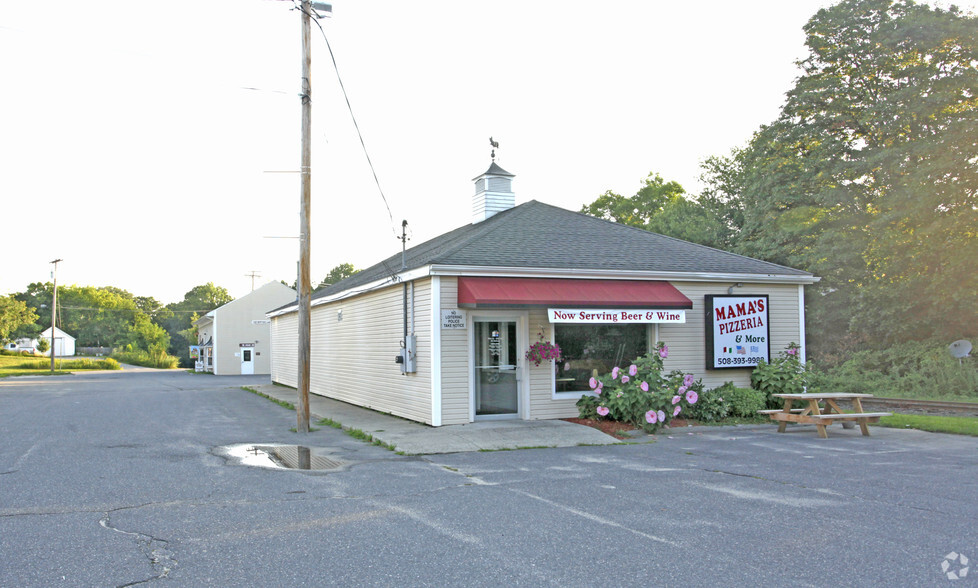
[562,417,700,440]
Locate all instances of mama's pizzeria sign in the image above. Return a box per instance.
[705,295,770,369]
[548,309,686,324]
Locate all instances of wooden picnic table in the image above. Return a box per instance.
[760,393,892,439]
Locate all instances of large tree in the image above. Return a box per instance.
[581,173,730,248]
[316,263,360,290]
[161,283,234,364]
[13,283,142,347]
[705,0,978,353]
[0,295,38,344]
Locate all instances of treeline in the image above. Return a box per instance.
[4,282,233,366]
[582,0,978,366]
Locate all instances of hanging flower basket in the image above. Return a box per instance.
[526,340,561,366]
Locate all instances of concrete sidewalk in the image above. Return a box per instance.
[251,384,622,454]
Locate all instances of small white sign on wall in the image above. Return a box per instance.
[441,309,467,329]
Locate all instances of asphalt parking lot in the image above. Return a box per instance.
[1,369,976,586]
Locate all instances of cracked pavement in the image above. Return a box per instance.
[2,369,977,586]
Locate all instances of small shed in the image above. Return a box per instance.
[38,326,76,357]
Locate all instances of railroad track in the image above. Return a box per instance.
[859,397,978,417]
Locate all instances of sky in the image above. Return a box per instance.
[2,0,973,304]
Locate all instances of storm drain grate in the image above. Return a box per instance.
[219,443,348,471]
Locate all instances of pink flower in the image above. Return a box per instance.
[628,364,638,376]
[686,390,698,405]
[611,367,620,379]
[672,395,681,405]
[683,374,695,387]
[596,406,609,417]
[787,348,797,355]
[621,375,630,384]
[657,410,666,423]
[596,387,602,396]
[658,345,669,358]
[640,381,649,392]
[645,410,658,424]
[678,386,688,395]
[674,405,682,417]
[588,377,597,389]
[597,381,603,390]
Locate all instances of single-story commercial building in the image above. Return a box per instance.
[269,161,818,426]
[193,281,296,375]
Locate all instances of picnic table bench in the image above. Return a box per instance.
[763,393,891,438]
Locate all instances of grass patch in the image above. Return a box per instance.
[0,354,120,377]
[242,386,295,411]
[877,413,978,436]
[111,349,180,369]
[317,417,343,429]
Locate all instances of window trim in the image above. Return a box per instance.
[550,323,657,400]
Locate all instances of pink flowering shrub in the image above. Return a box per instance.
[576,342,700,433]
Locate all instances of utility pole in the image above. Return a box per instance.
[296,0,313,433]
[245,271,261,291]
[49,259,62,372]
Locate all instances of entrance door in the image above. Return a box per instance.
[474,320,519,419]
[240,347,255,375]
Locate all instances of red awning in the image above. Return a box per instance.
[457,277,692,309]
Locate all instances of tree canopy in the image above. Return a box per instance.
[582,0,978,359]
[316,263,360,290]
[160,283,234,363]
[0,295,37,344]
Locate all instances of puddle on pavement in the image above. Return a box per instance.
[219,443,348,471]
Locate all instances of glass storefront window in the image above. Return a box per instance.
[554,323,648,393]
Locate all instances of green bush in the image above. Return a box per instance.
[751,343,808,408]
[682,385,729,422]
[111,347,180,369]
[0,348,33,356]
[810,340,978,400]
[14,358,122,371]
[718,383,766,417]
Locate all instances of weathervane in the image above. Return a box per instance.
[489,136,499,161]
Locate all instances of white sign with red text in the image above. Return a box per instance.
[548,308,686,324]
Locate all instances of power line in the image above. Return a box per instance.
[292,0,398,240]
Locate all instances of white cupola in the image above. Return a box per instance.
[472,161,515,223]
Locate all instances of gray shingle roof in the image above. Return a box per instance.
[313,200,813,302]
[474,161,514,179]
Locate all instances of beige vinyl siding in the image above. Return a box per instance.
[524,281,804,418]
[525,308,580,420]
[659,282,803,390]
[271,312,298,387]
[205,282,296,375]
[310,279,434,424]
[438,277,471,425]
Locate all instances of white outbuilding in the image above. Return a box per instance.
[38,326,76,357]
